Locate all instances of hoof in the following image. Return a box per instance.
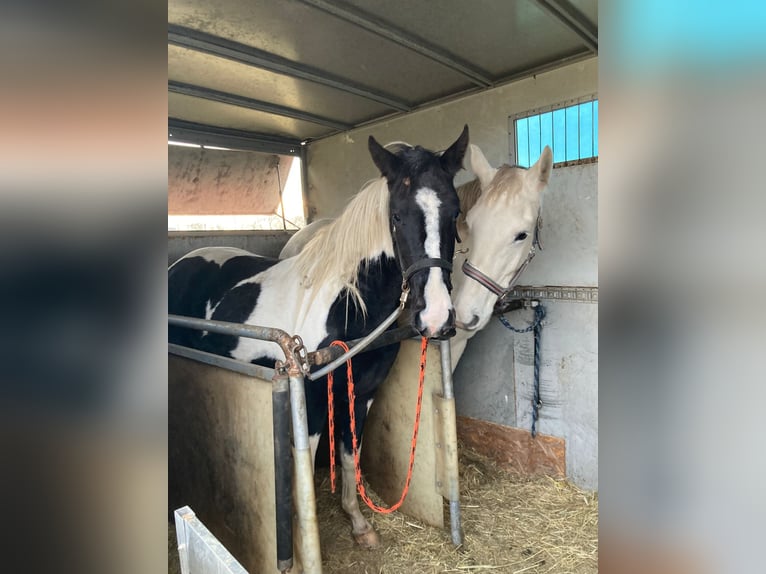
[353,525,381,549]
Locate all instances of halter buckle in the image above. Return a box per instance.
[399,283,410,306]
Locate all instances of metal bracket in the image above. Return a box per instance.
[504,285,598,303]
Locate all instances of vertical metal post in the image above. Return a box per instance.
[272,370,293,572]
[439,340,463,546]
[299,144,311,224]
[288,371,323,573]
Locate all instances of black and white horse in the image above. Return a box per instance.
[282,143,555,371]
[169,127,469,547]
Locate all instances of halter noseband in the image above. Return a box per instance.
[461,215,542,300]
[403,258,453,284]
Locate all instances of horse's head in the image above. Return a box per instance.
[368,126,469,339]
[453,144,553,331]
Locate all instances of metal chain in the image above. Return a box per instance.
[497,303,546,437]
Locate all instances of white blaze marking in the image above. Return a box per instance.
[415,188,452,335]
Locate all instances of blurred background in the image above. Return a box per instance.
[0,1,764,572]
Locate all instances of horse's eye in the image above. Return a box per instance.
[392,213,401,224]
[515,232,528,242]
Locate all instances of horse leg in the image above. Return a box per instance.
[304,378,328,472]
[339,395,380,548]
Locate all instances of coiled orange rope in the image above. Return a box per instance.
[327,337,428,513]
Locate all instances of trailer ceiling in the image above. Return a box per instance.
[168,0,598,155]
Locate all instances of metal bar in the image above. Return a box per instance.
[169,343,276,381]
[298,0,492,87]
[169,81,351,131]
[288,372,323,574]
[509,92,598,121]
[169,24,411,112]
[439,340,463,546]
[308,325,417,367]
[306,300,406,380]
[169,313,293,344]
[439,340,454,401]
[272,372,293,572]
[533,0,598,52]
[299,145,311,224]
[169,118,302,155]
[500,285,598,303]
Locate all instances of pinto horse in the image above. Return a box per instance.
[168,127,469,547]
[281,143,554,371]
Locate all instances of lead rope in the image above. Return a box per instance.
[498,303,546,437]
[327,337,428,513]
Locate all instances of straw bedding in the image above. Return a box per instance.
[169,443,597,573]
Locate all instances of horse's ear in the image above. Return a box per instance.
[466,143,497,190]
[529,146,553,188]
[369,136,401,180]
[440,124,470,177]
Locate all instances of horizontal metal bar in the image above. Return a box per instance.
[501,285,598,303]
[168,24,411,112]
[169,343,276,381]
[534,0,598,53]
[169,313,293,344]
[168,118,303,155]
[298,0,492,87]
[508,92,598,121]
[169,81,351,131]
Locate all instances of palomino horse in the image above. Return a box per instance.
[450,144,552,369]
[169,127,469,547]
[281,143,553,370]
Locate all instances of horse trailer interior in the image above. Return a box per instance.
[168,1,598,572]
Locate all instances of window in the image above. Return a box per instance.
[510,96,598,168]
[167,143,306,232]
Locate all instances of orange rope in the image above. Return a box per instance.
[327,337,428,513]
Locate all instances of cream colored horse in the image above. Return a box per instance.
[449,144,552,368]
[280,144,553,370]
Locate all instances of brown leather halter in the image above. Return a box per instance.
[461,214,542,300]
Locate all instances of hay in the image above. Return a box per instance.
[168,444,597,573]
[314,443,597,574]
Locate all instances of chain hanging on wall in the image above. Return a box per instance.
[498,302,546,437]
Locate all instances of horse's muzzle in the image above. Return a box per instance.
[416,308,456,340]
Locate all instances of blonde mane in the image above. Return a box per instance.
[457,164,526,223]
[456,178,482,228]
[294,177,393,314]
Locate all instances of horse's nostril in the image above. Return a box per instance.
[455,314,479,331]
[440,326,456,340]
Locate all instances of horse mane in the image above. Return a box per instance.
[457,164,528,227]
[294,177,393,315]
[456,178,482,228]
